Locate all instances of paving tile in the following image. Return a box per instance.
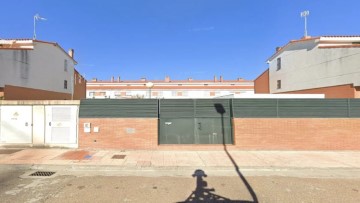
[54,150,94,160]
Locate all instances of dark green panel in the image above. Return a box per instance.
[278,99,348,118]
[195,99,231,118]
[349,99,360,117]
[159,118,195,144]
[232,99,278,118]
[79,99,158,118]
[159,99,195,118]
[196,118,232,144]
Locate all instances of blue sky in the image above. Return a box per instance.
[1,0,360,81]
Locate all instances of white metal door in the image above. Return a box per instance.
[45,106,77,144]
[0,106,32,143]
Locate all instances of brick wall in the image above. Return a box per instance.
[79,117,360,151]
[254,69,270,94]
[4,85,71,100]
[79,118,158,150]
[280,84,356,98]
[233,118,360,150]
[73,70,87,100]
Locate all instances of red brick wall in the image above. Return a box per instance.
[281,84,356,98]
[254,69,270,93]
[4,85,71,100]
[79,117,360,151]
[79,118,158,149]
[73,70,87,100]
[233,118,360,150]
[355,86,360,98]
[0,87,4,99]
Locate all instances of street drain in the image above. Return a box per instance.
[30,171,56,177]
[112,155,126,159]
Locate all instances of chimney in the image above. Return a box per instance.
[140,77,146,82]
[302,35,312,39]
[68,49,74,58]
[276,47,281,52]
[188,77,193,82]
[111,76,114,82]
[165,76,170,82]
[237,77,243,81]
[117,76,121,82]
[214,75,217,82]
[220,75,223,82]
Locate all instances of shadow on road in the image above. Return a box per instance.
[179,169,253,203]
[214,103,258,203]
[179,103,258,203]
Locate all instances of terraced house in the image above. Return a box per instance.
[255,36,360,98]
[0,39,86,100]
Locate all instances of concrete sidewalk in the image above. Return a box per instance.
[1,148,360,177]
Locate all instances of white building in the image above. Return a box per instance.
[0,39,86,100]
[255,36,360,98]
[87,76,254,99]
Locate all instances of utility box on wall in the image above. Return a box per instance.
[84,123,91,133]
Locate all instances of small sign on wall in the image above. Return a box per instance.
[126,128,135,134]
[84,123,91,133]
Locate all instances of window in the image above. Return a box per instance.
[276,58,281,71]
[64,80,68,89]
[64,60,68,72]
[94,92,106,97]
[277,80,281,89]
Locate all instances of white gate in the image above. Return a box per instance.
[45,106,77,144]
[0,106,32,143]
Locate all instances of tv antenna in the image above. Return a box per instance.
[33,13,47,39]
[300,10,310,37]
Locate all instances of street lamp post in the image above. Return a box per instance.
[145,82,154,99]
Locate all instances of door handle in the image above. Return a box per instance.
[25,122,28,126]
[49,122,52,126]
[198,122,202,130]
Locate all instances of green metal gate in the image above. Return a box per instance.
[159,99,233,144]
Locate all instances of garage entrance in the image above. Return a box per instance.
[159,99,233,144]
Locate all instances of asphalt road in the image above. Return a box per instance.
[0,167,359,203]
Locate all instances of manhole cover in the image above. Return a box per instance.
[30,171,56,177]
[0,149,23,154]
[112,155,126,159]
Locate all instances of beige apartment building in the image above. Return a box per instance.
[86,76,254,99]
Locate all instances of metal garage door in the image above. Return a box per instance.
[0,106,32,143]
[45,106,78,144]
[159,99,233,144]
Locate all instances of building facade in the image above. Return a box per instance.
[87,76,254,99]
[0,39,86,100]
[255,36,360,98]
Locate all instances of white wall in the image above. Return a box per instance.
[0,42,75,94]
[0,101,79,148]
[86,89,254,99]
[216,93,324,98]
[269,40,360,93]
